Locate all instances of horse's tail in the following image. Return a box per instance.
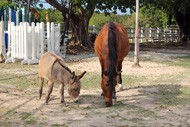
[108,22,117,78]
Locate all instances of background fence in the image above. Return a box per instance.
[89,25,181,43]
[127,27,180,43]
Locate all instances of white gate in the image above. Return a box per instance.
[5,22,64,65]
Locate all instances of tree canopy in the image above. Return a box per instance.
[43,0,135,48]
[3,0,190,46]
[143,0,190,45]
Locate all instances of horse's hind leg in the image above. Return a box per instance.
[117,60,123,91]
[60,83,66,105]
[39,77,44,100]
[45,81,54,104]
[99,57,105,96]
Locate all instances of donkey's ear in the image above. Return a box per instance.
[72,71,75,79]
[78,71,86,80]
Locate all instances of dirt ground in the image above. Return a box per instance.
[1,46,190,127]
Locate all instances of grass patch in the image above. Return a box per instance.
[20,112,37,125]
[122,75,147,86]
[0,73,38,89]
[80,72,101,89]
[155,85,190,106]
[0,63,38,89]
[51,124,68,127]
[152,54,190,68]
[127,104,156,118]
[128,118,144,123]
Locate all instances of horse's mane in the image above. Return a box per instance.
[108,22,117,85]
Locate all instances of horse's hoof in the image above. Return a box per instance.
[74,100,79,103]
[118,84,123,91]
[113,98,117,103]
[105,102,112,107]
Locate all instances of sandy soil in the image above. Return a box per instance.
[0,49,190,127]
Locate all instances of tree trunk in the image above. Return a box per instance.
[174,8,190,46]
[70,14,93,48]
[45,0,96,49]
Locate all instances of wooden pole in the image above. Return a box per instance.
[133,0,140,67]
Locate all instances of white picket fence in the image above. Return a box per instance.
[0,21,6,60]
[3,21,65,65]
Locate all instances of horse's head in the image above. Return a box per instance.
[68,71,86,102]
[101,71,121,107]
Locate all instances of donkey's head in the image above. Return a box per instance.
[68,71,86,102]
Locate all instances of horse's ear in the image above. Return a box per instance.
[78,71,86,80]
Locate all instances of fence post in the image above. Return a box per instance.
[47,22,51,52]
[40,22,44,56]
[54,23,61,54]
[7,22,11,57]
[140,27,143,43]
[12,22,16,59]
[20,22,24,59]
[92,25,97,33]
[21,22,30,64]
[157,27,161,42]
[28,22,38,64]
[131,27,134,43]
[36,23,40,58]
[5,22,16,63]
[51,22,55,53]
[0,21,5,62]
[148,27,152,42]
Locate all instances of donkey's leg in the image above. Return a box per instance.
[60,83,66,105]
[45,81,54,105]
[117,60,123,91]
[39,77,44,100]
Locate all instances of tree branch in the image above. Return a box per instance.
[45,0,69,13]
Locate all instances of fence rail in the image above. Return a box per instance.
[89,25,181,43]
[127,27,181,43]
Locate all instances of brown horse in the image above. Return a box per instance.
[94,22,130,107]
[38,52,86,105]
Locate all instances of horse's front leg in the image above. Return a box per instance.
[117,60,123,91]
[112,86,117,102]
[60,83,66,105]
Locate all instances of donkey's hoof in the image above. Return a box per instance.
[61,101,66,106]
